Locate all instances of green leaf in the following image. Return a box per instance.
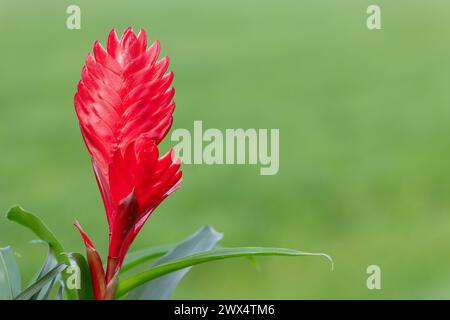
[126,226,223,300]
[121,244,175,274]
[28,240,57,300]
[6,207,65,257]
[0,246,21,299]
[117,247,332,298]
[66,253,94,300]
[6,206,78,300]
[55,280,65,300]
[15,263,66,300]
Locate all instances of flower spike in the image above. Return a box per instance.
[74,27,182,299]
[74,27,175,173]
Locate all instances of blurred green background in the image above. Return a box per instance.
[1,0,450,299]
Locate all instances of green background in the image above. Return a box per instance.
[1,0,450,299]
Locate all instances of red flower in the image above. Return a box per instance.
[73,27,182,299]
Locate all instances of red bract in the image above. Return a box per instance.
[73,27,182,299]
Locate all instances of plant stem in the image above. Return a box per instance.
[105,256,119,299]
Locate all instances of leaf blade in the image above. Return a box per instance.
[15,263,66,300]
[0,246,21,300]
[6,206,77,300]
[121,244,175,274]
[28,241,57,300]
[126,226,223,300]
[117,247,332,298]
[55,280,65,300]
[6,207,65,256]
[66,253,94,300]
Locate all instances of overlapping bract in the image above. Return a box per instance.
[75,27,175,171]
[73,27,182,299]
[102,136,182,265]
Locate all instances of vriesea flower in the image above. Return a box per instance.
[73,27,182,299]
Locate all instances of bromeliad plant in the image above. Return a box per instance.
[1,28,332,300]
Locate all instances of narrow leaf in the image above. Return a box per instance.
[117,247,332,298]
[15,264,66,300]
[121,244,175,274]
[66,253,94,300]
[55,280,65,300]
[126,226,223,300]
[28,241,57,300]
[0,246,21,299]
[6,206,77,300]
[6,207,65,259]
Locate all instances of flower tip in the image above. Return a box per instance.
[167,70,174,78]
[137,28,147,40]
[121,26,134,42]
[73,220,96,249]
[93,40,100,48]
[73,219,81,229]
[174,155,182,166]
[168,148,177,160]
[93,40,106,55]
[108,28,117,36]
[167,177,183,195]
[148,39,161,53]
[107,29,120,55]
[136,28,148,50]
[85,52,95,64]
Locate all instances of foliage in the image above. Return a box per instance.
[2,206,331,300]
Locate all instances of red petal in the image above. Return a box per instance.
[105,137,182,269]
[74,28,175,174]
[108,150,134,204]
[107,29,120,59]
[92,160,115,225]
[74,221,106,300]
[108,191,140,261]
